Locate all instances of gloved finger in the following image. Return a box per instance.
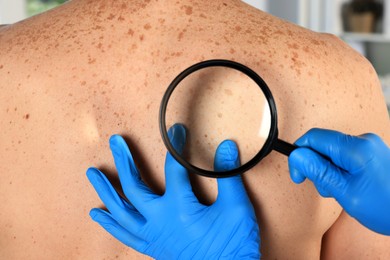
[294,128,366,172]
[164,124,193,196]
[214,140,249,204]
[288,147,348,198]
[109,135,158,215]
[86,167,145,232]
[89,208,148,253]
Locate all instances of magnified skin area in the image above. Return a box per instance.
[166,66,269,171]
[0,0,389,259]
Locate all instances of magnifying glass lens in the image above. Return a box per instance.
[165,66,271,172]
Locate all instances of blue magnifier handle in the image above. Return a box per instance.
[274,139,298,156]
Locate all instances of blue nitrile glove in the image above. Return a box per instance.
[87,124,261,259]
[288,128,390,235]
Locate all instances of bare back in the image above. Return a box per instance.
[1,0,389,259]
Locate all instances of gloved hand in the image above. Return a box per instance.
[87,124,261,259]
[288,128,390,235]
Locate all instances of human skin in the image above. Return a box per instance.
[0,0,389,259]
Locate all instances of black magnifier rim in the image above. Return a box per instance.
[159,59,278,178]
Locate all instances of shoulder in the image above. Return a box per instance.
[312,35,390,259]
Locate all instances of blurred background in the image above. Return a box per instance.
[0,0,389,113]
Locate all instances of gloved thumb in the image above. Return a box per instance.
[214,140,248,204]
[288,148,348,198]
[214,140,240,172]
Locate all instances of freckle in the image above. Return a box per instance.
[311,39,320,45]
[140,34,145,41]
[360,104,363,109]
[178,30,186,41]
[355,93,359,98]
[18,140,21,144]
[24,114,30,120]
[178,32,184,40]
[224,89,233,96]
[235,26,242,32]
[13,236,16,239]
[127,29,134,36]
[118,16,125,22]
[184,5,193,15]
[14,107,17,111]
[274,30,284,35]
[144,23,151,30]
[9,181,12,185]
[287,43,299,50]
[107,14,115,20]
[217,113,223,118]
[204,134,208,138]
[0,65,3,69]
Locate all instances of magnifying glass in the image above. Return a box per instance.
[159,59,297,178]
